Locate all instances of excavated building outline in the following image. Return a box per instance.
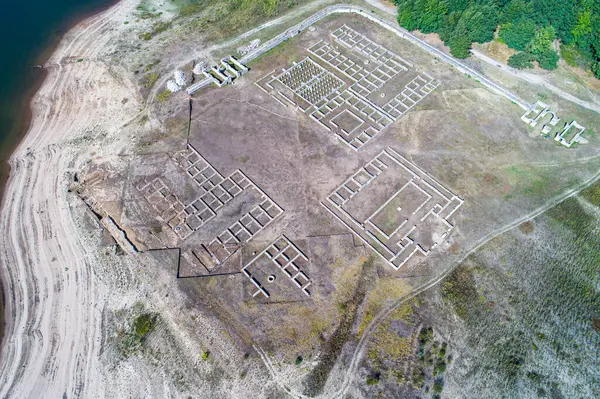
[242,235,312,299]
[256,24,439,150]
[322,147,463,269]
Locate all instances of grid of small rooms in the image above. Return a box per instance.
[242,235,312,299]
[135,144,283,263]
[256,24,440,151]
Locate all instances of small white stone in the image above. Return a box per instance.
[166,80,180,92]
[193,62,206,75]
[174,70,186,86]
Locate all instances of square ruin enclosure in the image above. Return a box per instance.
[256,24,440,151]
[242,236,312,302]
[323,147,463,269]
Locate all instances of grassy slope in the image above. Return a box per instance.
[431,187,600,398]
[361,183,600,398]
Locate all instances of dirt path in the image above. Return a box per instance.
[470,49,600,113]
[364,0,600,114]
[255,157,600,398]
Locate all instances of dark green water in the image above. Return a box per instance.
[0,0,116,166]
[0,0,116,351]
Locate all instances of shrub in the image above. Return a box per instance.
[433,379,444,394]
[508,52,535,69]
[527,26,556,56]
[143,73,159,88]
[527,371,541,383]
[157,90,171,102]
[592,61,600,79]
[366,374,380,385]
[295,356,303,365]
[434,361,447,375]
[202,351,210,360]
[117,312,157,357]
[439,342,448,358]
[537,50,559,70]
[133,313,156,340]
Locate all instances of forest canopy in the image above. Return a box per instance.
[392,0,600,76]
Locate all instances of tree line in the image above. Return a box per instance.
[392,0,600,76]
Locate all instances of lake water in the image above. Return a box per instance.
[0,0,116,163]
[0,0,116,353]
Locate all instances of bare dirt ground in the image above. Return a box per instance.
[0,0,281,397]
[1,0,600,398]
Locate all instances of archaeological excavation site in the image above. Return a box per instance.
[4,1,599,398]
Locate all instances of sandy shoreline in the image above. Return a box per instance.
[0,0,261,394]
[0,0,121,353]
[0,0,134,395]
[0,0,119,205]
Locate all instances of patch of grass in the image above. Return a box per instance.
[358,278,412,336]
[142,72,159,88]
[546,197,594,237]
[369,320,414,361]
[139,20,172,41]
[117,312,158,357]
[366,373,380,385]
[157,90,171,102]
[133,313,156,339]
[177,0,306,40]
[580,182,600,207]
[560,44,593,69]
[431,190,600,396]
[144,59,160,72]
[135,2,163,20]
[303,257,375,397]
[441,267,482,320]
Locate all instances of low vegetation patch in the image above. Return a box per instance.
[117,312,158,357]
[303,257,375,397]
[157,90,171,102]
[580,182,600,206]
[518,220,534,234]
[140,20,172,41]
[142,72,159,88]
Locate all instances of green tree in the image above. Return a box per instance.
[537,49,560,69]
[592,61,600,79]
[572,10,593,48]
[449,20,472,58]
[396,0,420,31]
[500,0,534,24]
[439,11,462,43]
[508,52,536,68]
[527,25,556,56]
[446,0,468,13]
[531,0,576,44]
[461,4,500,43]
[499,19,537,51]
[419,0,449,33]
